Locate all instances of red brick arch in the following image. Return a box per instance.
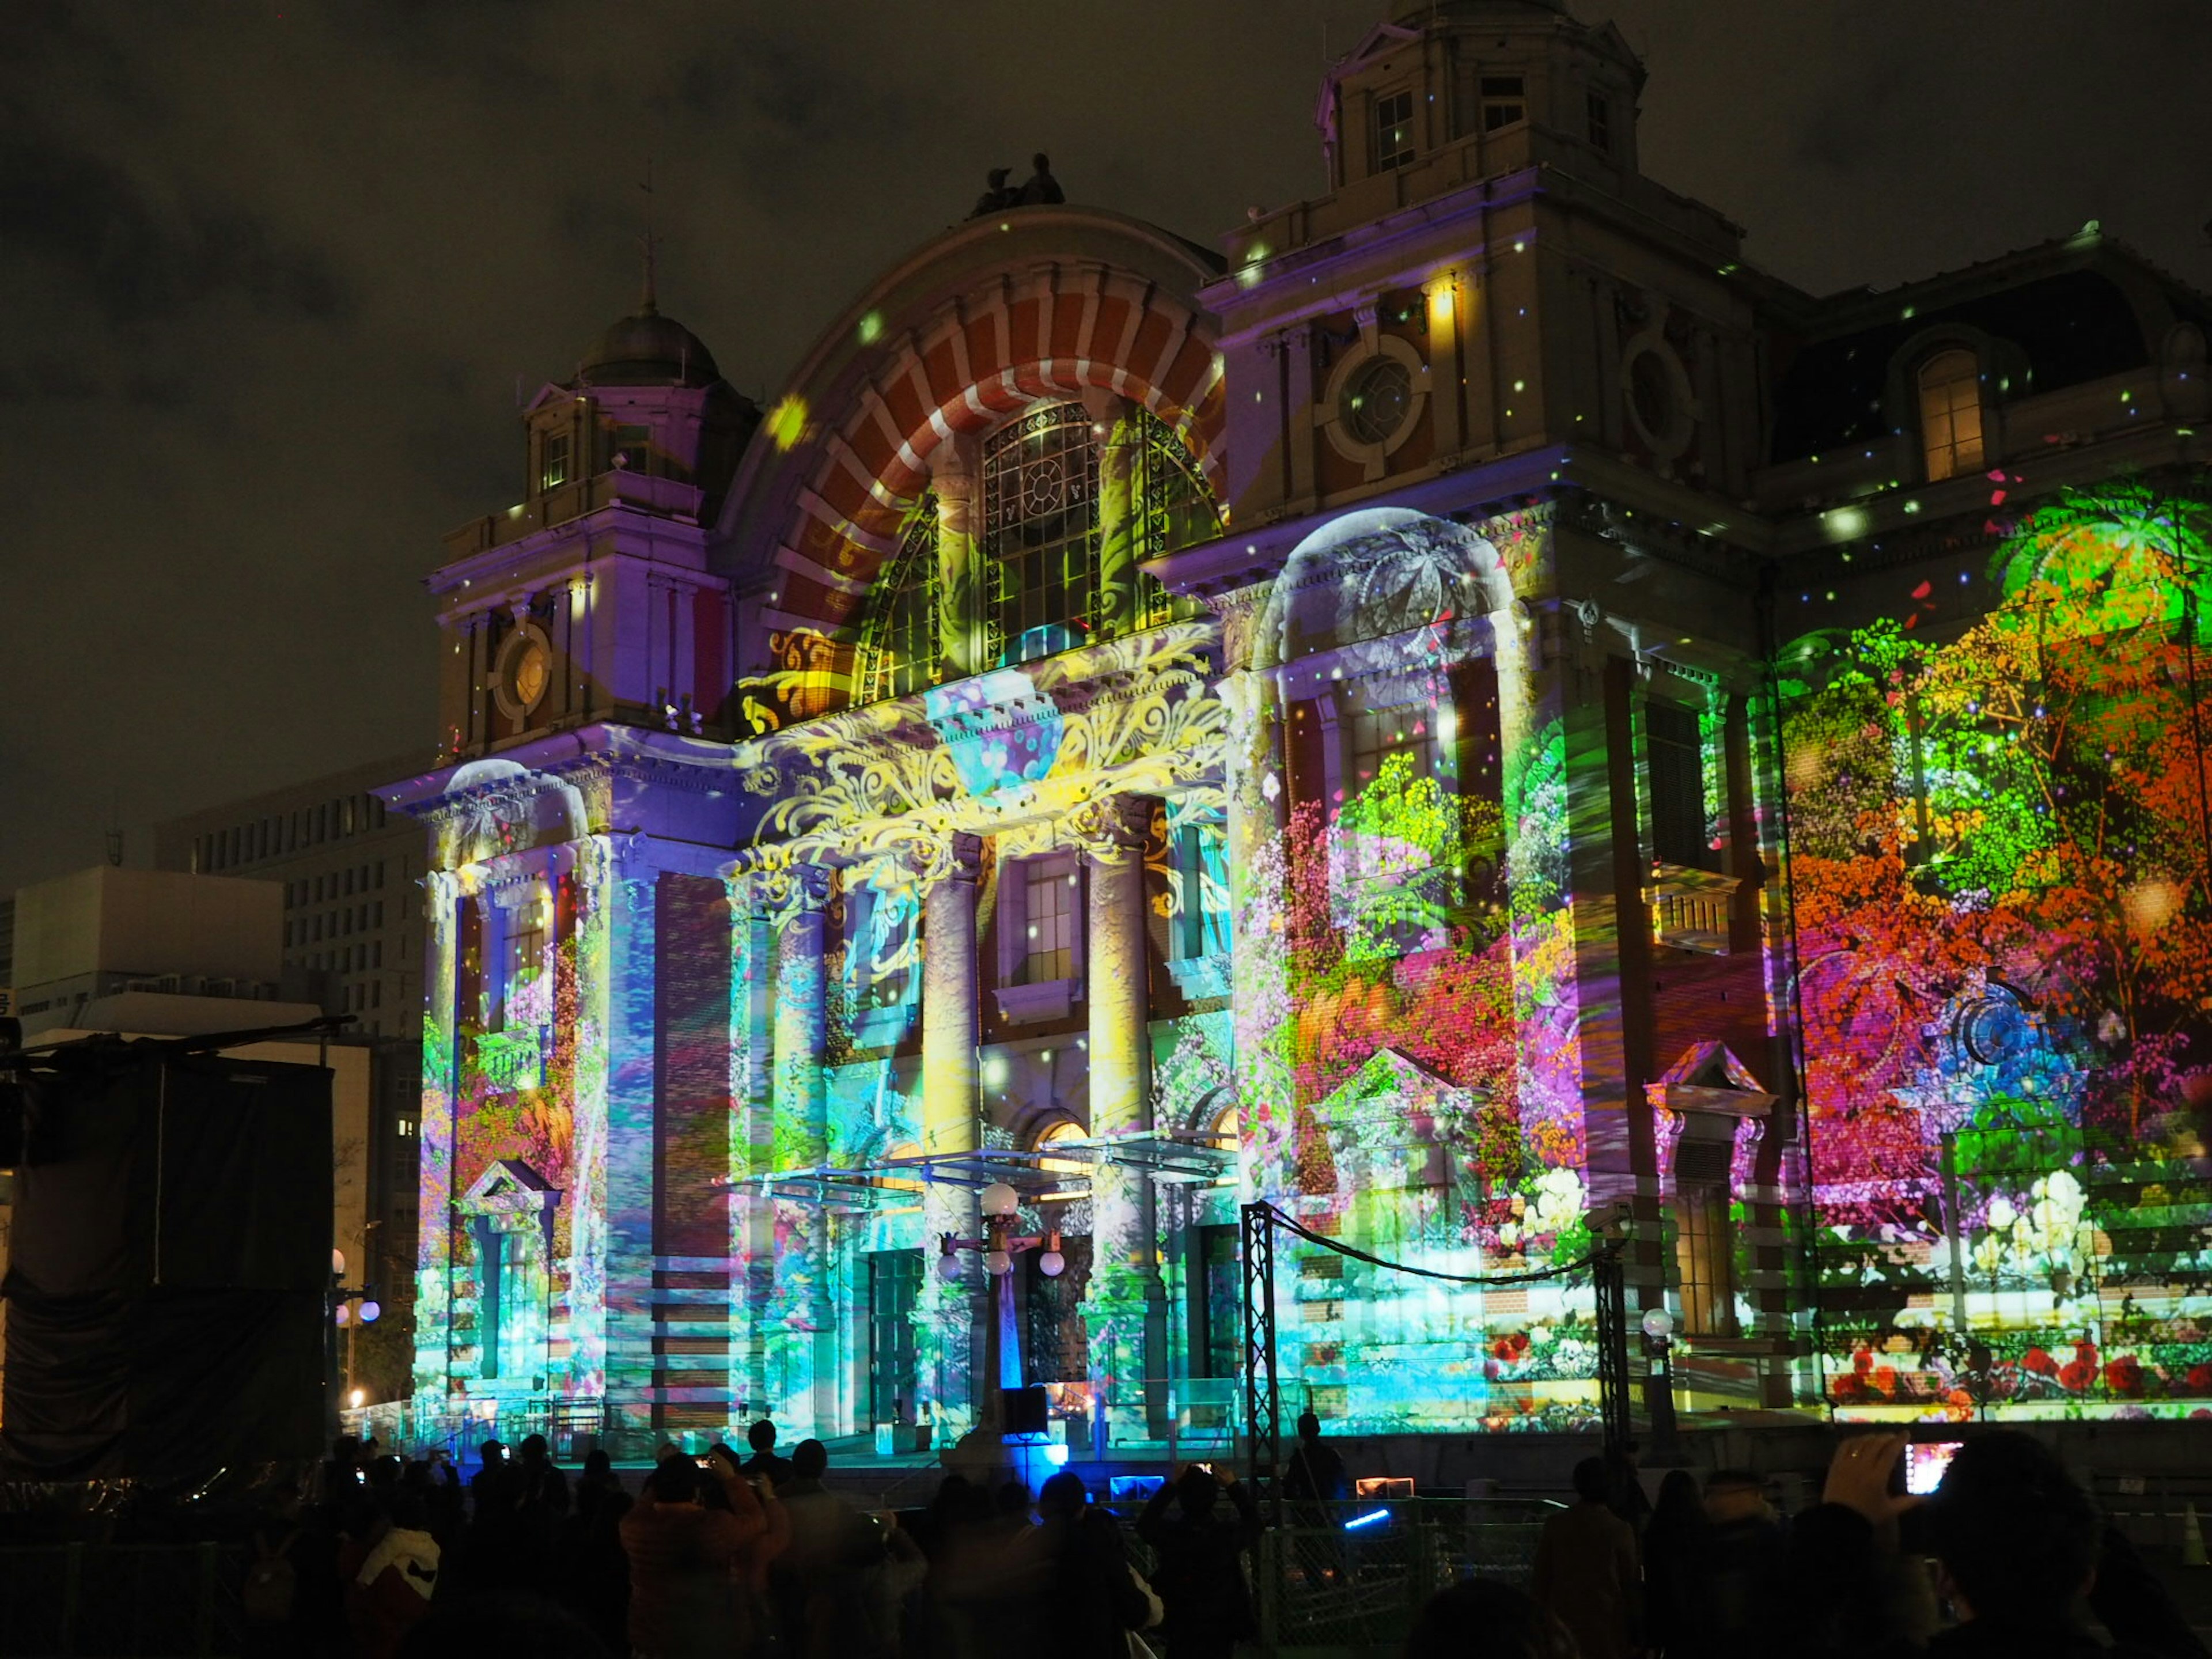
[732,211,1226,695]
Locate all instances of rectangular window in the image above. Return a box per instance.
[1673,1138,1737,1338]
[1646,700,1714,870]
[1587,90,1612,152]
[1173,822,1230,960]
[1373,89,1416,171]
[540,431,571,492]
[1020,858,1078,984]
[1481,74,1525,132]
[498,897,548,1031]
[1336,696,1450,958]
[1918,350,1986,482]
[612,424,652,474]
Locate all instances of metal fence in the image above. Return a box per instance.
[1111,1495,1560,1656]
[0,1543,246,1657]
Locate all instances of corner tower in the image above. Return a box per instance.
[1217,0,1762,523]
[433,290,758,759]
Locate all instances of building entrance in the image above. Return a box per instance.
[868,1250,922,1425]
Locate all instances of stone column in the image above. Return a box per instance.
[915,834,983,1440]
[766,863,833,1432]
[1074,794,1167,1432]
[933,450,983,679]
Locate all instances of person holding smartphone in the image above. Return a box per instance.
[1135,1463,1263,1659]
[620,1441,781,1659]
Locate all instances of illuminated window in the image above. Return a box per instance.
[1336,696,1452,957]
[1020,857,1078,984]
[1673,1144,1737,1338]
[1172,820,1230,960]
[495,894,547,1032]
[848,880,917,1011]
[1373,89,1416,171]
[1480,75,1525,132]
[1587,90,1612,153]
[984,404,1099,666]
[1646,700,1715,872]
[1918,349,1984,482]
[1339,356,1415,446]
[539,431,570,492]
[858,497,941,703]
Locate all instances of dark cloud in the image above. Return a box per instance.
[3,0,2210,894]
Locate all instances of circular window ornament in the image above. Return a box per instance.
[492,626,554,719]
[1340,356,1414,445]
[1619,337,1697,460]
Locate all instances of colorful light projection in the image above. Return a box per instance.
[1230,507,1605,1433]
[1782,482,2212,1420]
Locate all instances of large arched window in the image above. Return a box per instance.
[856,495,941,703]
[982,402,1218,669]
[984,404,1101,665]
[852,405,1221,698]
[1917,348,1985,482]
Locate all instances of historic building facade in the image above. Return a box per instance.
[385,0,2212,1452]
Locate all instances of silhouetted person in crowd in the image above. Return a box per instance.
[742,1419,796,1490]
[621,1444,779,1659]
[1532,1456,1641,1659]
[1704,1467,1787,1657]
[1023,1472,1154,1659]
[1641,1466,1715,1655]
[1281,1411,1347,1501]
[1406,1579,1577,1659]
[556,1450,631,1654]
[350,1492,441,1659]
[1921,1431,2200,1658]
[1016,153,1063,205]
[971,166,1016,217]
[1136,1463,1262,1659]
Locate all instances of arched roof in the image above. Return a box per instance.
[720,204,1228,691]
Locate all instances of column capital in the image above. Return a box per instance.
[755,861,833,924]
[1064,794,1152,866]
[908,830,983,888]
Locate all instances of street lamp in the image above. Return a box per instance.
[939,1181,1067,1440]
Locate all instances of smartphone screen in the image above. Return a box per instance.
[1905,1441,1963,1496]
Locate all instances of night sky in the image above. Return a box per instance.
[5,0,2209,896]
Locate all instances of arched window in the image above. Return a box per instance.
[1917,349,1984,482]
[984,404,1100,665]
[979,402,1219,668]
[855,495,940,704]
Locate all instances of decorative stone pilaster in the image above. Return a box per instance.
[914,833,983,1440]
[414,869,462,1408]
[1219,639,1291,1205]
[1095,397,1141,639]
[599,839,660,1448]
[933,452,984,679]
[724,872,774,1425]
[763,863,834,1431]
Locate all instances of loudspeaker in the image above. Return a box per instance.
[1001,1384,1050,1436]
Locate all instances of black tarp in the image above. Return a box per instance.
[1,1048,331,1485]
